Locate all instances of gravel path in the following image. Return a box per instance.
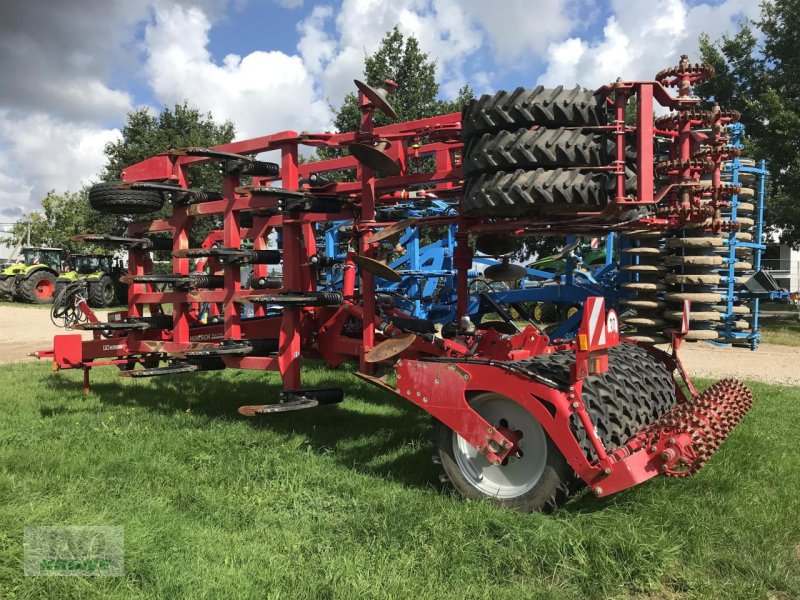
[1,304,799,385]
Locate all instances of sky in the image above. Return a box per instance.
[0,0,759,226]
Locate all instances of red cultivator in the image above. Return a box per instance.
[35,56,755,511]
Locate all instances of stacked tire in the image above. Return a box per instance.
[461,85,616,217]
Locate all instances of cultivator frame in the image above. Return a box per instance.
[36,58,760,510]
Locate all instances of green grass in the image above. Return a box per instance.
[759,315,800,346]
[0,363,799,599]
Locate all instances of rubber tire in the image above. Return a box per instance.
[463,128,608,176]
[519,343,677,461]
[89,181,164,214]
[88,275,116,307]
[432,409,573,513]
[0,277,15,299]
[534,301,559,324]
[462,86,607,139]
[19,270,57,304]
[463,169,607,217]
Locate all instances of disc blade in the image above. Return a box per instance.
[351,255,402,282]
[348,143,401,176]
[365,333,417,363]
[354,79,398,119]
[369,218,418,243]
[550,238,582,261]
[484,263,527,282]
[475,234,519,256]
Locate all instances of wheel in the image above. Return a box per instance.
[520,343,677,462]
[533,301,559,323]
[462,85,607,139]
[463,169,607,217]
[18,270,57,303]
[0,277,14,300]
[463,127,607,176]
[432,393,573,512]
[88,275,116,307]
[54,279,67,299]
[89,181,164,214]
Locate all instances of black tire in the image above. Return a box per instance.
[519,343,676,461]
[240,160,279,178]
[18,270,57,304]
[0,277,14,300]
[88,275,116,307]
[89,181,164,214]
[432,399,573,513]
[463,128,608,176]
[462,86,607,140]
[534,301,559,324]
[464,169,607,217]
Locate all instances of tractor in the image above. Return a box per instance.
[36,56,763,512]
[0,247,64,303]
[56,254,123,308]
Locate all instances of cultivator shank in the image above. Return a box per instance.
[35,55,764,511]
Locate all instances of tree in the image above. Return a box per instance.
[331,27,474,134]
[695,1,800,246]
[102,102,236,245]
[5,189,115,252]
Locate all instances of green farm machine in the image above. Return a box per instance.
[0,247,65,304]
[56,254,123,308]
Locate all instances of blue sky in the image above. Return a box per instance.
[0,0,757,223]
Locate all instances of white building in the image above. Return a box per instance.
[763,243,800,294]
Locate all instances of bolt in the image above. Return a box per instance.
[660,465,669,473]
[569,393,575,399]
[569,386,575,391]
[434,378,439,384]
[603,467,612,476]
[649,445,658,453]
[487,427,495,434]
[416,391,421,397]
[492,460,501,466]
[593,487,603,496]
[668,437,676,445]
[502,441,511,448]
[572,401,579,409]
[660,451,671,461]
[423,397,428,403]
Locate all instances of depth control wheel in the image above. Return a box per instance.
[433,392,573,512]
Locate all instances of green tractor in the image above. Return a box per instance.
[56,254,123,307]
[0,247,65,304]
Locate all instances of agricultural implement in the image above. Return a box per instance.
[0,247,65,303]
[36,56,761,511]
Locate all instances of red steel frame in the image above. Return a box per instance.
[35,72,752,498]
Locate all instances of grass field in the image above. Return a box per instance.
[0,362,799,599]
[759,315,800,346]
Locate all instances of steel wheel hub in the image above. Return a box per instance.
[453,393,548,498]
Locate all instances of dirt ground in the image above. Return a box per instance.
[1,304,799,385]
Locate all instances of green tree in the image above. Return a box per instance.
[695,0,800,245]
[331,27,473,133]
[5,189,115,252]
[102,102,236,245]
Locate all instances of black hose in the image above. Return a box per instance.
[50,281,89,329]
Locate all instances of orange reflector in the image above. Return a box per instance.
[578,333,588,351]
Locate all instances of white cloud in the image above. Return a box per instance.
[144,4,332,139]
[0,111,120,216]
[538,0,758,89]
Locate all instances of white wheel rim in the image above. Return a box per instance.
[452,393,548,499]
